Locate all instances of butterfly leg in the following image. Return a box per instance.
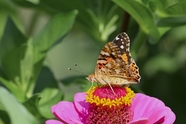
[88,81,94,90]
[105,81,116,95]
[124,84,130,87]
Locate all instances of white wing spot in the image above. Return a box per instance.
[122,42,124,44]
[120,45,124,49]
[115,36,120,40]
[124,37,127,40]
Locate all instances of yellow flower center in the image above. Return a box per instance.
[86,86,135,108]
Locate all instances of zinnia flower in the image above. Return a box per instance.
[45,86,175,124]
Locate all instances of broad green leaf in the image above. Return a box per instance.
[148,0,170,17]
[32,11,78,77]
[149,0,186,17]
[0,77,23,101]
[12,0,122,43]
[113,0,160,43]
[157,16,186,27]
[0,87,39,124]
[38,88,63,118]
[23,94,42,118]
[0,17,27,61]
[33,66,63,118]
[157,27,170,38]
[165,1,186,16]
[1,43,34,101]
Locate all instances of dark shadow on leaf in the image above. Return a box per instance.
[0,110,10,124]
[34,66,58,93]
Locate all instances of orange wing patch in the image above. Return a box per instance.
[121,53,128,65]
[106,57,113,63]
[97,57,113,69]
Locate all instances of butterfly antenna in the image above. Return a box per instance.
[68,63,89,76]
[67,67,86,75]
[74,63,89,74]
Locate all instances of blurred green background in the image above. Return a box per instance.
[0,0,186,124]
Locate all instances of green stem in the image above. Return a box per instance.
[131,29,147,59]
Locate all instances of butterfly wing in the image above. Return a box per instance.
[94,32,141,85]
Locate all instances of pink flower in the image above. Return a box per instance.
[45,87,175,124]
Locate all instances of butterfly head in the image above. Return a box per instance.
[86,74,97,83]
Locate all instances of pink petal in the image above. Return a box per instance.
[147,106,168,123]
[132,93,175,124]
[53,101,83,124]
[129,118,148,124]
[132,93,165,120]
[132,94,149,103]
[74,92,89,119]
[51,105,57,113]
[45,120,64,124]
[147,106,175,124]
[164,107,176,124]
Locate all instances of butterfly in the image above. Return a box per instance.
[86,32,140,87]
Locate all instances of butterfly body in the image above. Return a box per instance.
[86,32,140,86]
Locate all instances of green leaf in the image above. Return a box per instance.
[0,77,23,102]
[38,88,63,118]
[1,43,34,101]
[1,43,33,84]
[32,10,78,77]
[149,0,186,17]
[148,0,169,17]
[23,94,42,118]
[33,66,63,118]
[165,1,186,16]
[112,0,160,43]
[0,17,27,61]
[0,87,39,124]
[158,16,186,27]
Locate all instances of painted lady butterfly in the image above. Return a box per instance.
[86,32,141,87]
